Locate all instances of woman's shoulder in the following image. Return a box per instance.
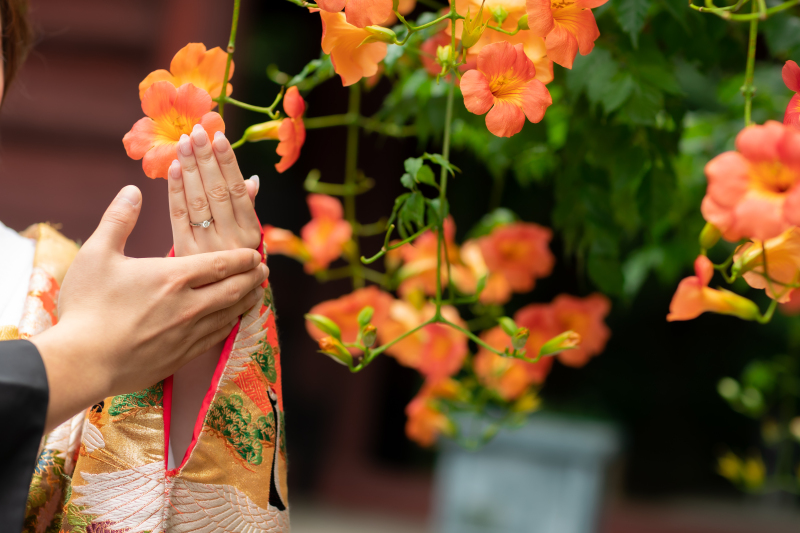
[19,223,80,286]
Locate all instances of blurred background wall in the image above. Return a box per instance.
[2,1,800,532]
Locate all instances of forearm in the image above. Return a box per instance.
[31,321,109,433]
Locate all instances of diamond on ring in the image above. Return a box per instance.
[190,217,214,228]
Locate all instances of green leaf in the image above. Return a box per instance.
[498,317,518,337]
[404,156,424,177]
[357,306,375,327]
[402,192,426,228]
[304,314,342,340]
[617,0,651,48]
[428,197,450,221]
[387,192,410,228]
[587,249,624,296]
[400,173,415,189]
[423,152,461,175]
[415,164,437,186]
[466,208,518,239]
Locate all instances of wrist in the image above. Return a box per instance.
[31,321,110,432]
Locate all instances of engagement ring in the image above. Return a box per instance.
[189,217,214,229]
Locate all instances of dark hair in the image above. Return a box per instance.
[1,0,31,93]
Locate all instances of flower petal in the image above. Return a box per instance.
[783,60,800,93]
[141,81,177,120]
[731,193,789,241]
[485,99,526,137]
[543,23,579,69]
[198,111,225,138]
[320,11,387,86]
[141,141,177,179]
[736,120,785,162]
[784,93,800,130]
[170,43,209,77]
[525,0,555,38]
[173,83,214,120]
[283,86,306,119]
[122,117,157,160]
[138,70,175,100]
[317,0,348,12]
[476,41,520,80]
[344,0,393,27]
[554,5,599,57]
[520,79,552,123]
[704,151,750,208]
[460,70,495,115]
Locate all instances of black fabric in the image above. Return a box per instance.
[0,340,48,531]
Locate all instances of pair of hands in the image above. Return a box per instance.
[32,127,263,432]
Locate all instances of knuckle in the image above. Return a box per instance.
[207,184,230,202]
[196,149,215,165]
[217,148,236,166]
[189,197,210,212]
[228,182,249,199]
[182,160,199,175]
[210,255,228,280]
[171,207,189,221]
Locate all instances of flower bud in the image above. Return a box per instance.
[699,222,721,250]
[318,336,353,367]
[511,390,541,413]
[305,314,342,340]
[461,6,489,49]
[511,327,529,351]
[539,330,581,358]
[497,316,518,337]
[436,45,455,67]
[711,289,760,321]
[362,26,398,45]
[516,14,529,30]
[357,306,375,327]
[361,323,377,347]
[491,5,508,24]
[243,120,282,142]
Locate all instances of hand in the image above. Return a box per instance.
[168,124,262,257]
[30,186,269,432]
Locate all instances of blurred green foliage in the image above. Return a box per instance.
[373,0,797,301]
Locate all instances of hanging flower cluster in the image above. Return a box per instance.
[122,0,615,449]
[669,119,800,323]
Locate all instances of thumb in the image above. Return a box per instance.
[86,186,142,255]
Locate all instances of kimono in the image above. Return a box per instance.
[8,223,290,533]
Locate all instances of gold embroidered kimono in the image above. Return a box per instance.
[17,230,290,533]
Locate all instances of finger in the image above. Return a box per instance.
[191,124,237,233]
[178,248,263,289]
[168,160,195,255]
[212,131,259,230]
[191,261,268,315]
[85,186,142,255]
[190,287,261,344]
[181,320,239,367]
[177,134,215,236]
[245,175,260,205]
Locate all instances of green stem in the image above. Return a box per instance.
[742,0,758,126]
[218,0,241,120]
[304,169,375,196]
[486,24,519,35]
[361,224,432,264]
[441,318,506,356]
[218,96,281,118]
[304,113,417,137]
[344,84,364,289]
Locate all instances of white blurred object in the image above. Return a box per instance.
[434,414,620,533]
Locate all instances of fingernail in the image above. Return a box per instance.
[169,160,181,179]
[213,130,228,151]
[249,175,260,192]
[192,124,208,147]
[179,134,192,156]
[117,185,141,208]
